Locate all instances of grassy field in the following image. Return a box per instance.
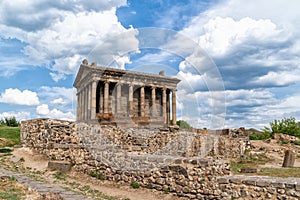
[231,157,300,178]
[0,126,20,147]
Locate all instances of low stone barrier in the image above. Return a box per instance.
[217,175,300,199]
[23,118,292,199]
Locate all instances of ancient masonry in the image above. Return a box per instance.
[73,59,180,127]
[20,119,300,199]
[19,62,300,199]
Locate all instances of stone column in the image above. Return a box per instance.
[172,89,176,125]
[85,86,89,120]
[91,80,97,119]
[104,81,109,114]
[99,82,103,114]
[80,90,83,120]
[87,83,91,120]
[83,87,86,120]
[76,92,80,120]
[128,84,133,116]
[140,86,145,117]
[162,88,167,124]
[151,87,156,116]
[167,90,170,124]
[116,83,122,114]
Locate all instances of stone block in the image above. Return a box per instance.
[48,161,72,172]
[217,177,229,184]
[282,150,295,167]
[240,168,259,173]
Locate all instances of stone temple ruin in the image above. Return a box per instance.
[73,59,180,127]
[19,60,300,199]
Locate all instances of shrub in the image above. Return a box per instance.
[54,172,65,180]
[90,171,104,180]
[130,182,139,189]
[2,117,19,127]
[249,132,272,140]
[176,120,192,129]
[262,117,300,138]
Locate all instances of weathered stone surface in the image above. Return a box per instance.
[240,168,259,173]
[48,161,72,172]
[282,150,296,167]
[20,118,300,199]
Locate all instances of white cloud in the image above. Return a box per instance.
[0,111,31,121]
[197,17,287,57]
[36,104,50,115]
[35,103,74,120]
[0,0,137,80]
[51,98,67,105]
[47,109,75,121]
[0,0,127,31]
[251,71,300,87]
[0,88,40,106]
[49,72,67,82]
[39,86,75,104]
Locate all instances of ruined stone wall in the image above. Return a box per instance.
[217,175,300,199]
[22,118,300,200]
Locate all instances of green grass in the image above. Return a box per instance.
[54,171,66,180]
[0,126,20,147]
[231,156,300,178]
[0,178,25,200]
[130,182,140,189]
[257,167,300,178]
[231,155,272,173]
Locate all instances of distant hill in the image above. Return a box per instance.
[246,128,262,135]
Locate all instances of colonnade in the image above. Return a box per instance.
[77,80,177,125]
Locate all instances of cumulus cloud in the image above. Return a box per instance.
[197,17,288,57]
[0,88,40,106]
[177,0,300,90]
[0,0,126,31]
[51,98,67,105]
[47,109,75,121]
[39,86,75,104]
[0,0,137,81]
[162,0,300,129]
[35,103,74,120]
[36,104,50,115]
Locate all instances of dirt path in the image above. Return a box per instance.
[250,139,300,168]
[10,147,183,200]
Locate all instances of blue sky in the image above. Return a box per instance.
[0,0,300,129]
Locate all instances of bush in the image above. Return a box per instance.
[249,132,272,140]
[1,117,19,127]
[262,117,300,138]
[130,182,139,189]
[90,171,104,180]
[176,120,192,129]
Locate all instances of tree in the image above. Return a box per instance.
[3,117,19,127]
[176,120,192,129]
[262,117,300,137]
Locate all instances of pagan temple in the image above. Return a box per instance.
[73,59,180,127]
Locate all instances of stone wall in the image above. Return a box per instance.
[20,118,300,199]
[217,175,300,199]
